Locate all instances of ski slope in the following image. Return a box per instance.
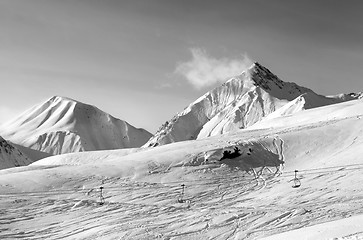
[1,98,363,239]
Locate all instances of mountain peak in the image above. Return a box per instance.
[246,62,312,100]
[248,62,285,89]
[144,62,326,147]
[47,95,80,104]
[0,96,153,157]
[250,61,264,70]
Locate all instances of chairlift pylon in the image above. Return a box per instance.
[99,186,105,205]
[292,170,301,188]
[177,184,186,203]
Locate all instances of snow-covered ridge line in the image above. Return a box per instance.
[0,96,153,163]
[144,62,355,147]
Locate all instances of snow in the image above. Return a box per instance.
[145,62,351,147]
[1,97,363,239]
[1,63,363,239]
[257,91,342,122]
[260,214,363,240]
[32,148,142,166]
[0,96,152,162]
[0,135,33,169]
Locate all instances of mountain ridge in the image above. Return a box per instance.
[0,135,33,169]
[145,62,354,147]
[0,96,153,159]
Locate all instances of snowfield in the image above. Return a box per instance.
[260,214,363,240]
[1,98,363,239]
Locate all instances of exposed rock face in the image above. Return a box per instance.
[0,136,32,170]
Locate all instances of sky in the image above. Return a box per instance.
[0,0,362,133]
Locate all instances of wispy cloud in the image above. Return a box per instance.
[175,48,253,89]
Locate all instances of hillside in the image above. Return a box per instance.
[1,98,363,239]
[0,136,33,170]
[0,96,152,160]
[145,62,346,147]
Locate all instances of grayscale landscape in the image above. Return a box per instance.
[1,1,363,239]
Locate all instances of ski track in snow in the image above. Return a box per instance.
[1,99,363,239]
[2,166,363,240]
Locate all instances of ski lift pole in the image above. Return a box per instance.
[99,186,105,205]
[292,170,301,188]
[178,184,185,203]
[181,184,185,196]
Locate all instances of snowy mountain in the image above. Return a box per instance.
[1,65,363,239]
[145,62,347,147]
[0,135,32,169]
[0,96,152,159]
[1,97,363,239]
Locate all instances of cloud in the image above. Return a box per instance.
[175,48,253,89]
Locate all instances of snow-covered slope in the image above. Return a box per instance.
[145,62,342,147]
[1,98,363,239]
[261,213,363,240]
[32,148,142,166]
[328,92,363,101]
[0,96,152,158]
[253,91,342,123]
[0,135,32,169]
